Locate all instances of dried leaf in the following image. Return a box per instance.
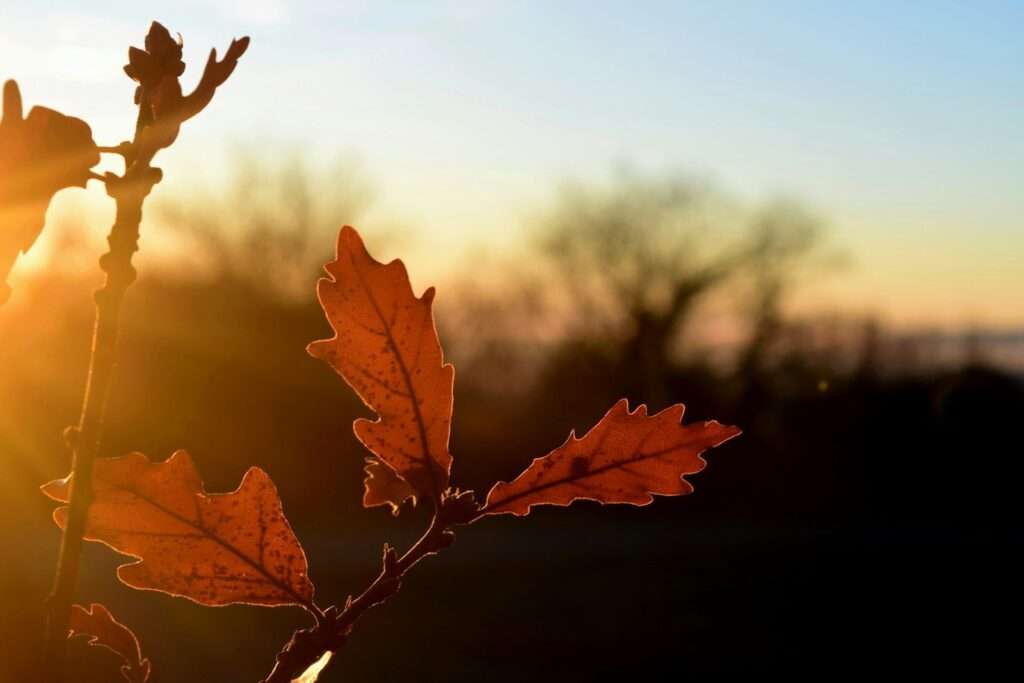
[483,399,740,516]
[68,603,151,683]
[308,226,454,503]
[363,457,416,516]
[41,451,314,607]
[0,79,99,303]
[128,21,250,155]
[123,22,184,87]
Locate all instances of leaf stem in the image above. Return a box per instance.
[260,510,456,683]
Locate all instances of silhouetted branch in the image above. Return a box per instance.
[44,157,161,682]
[42,22,248,682]
[261,492,476,683]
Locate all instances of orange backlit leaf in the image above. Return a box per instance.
[1,79,99,304]
[363,457,416,516]
[308,226,454,503]
[483,399,740,517]
[41,451,314,608]
[68,603,151,683]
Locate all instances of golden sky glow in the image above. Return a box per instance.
[1,2,1021,329]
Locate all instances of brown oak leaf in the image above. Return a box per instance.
[68,603,151,683]
[41,451,314,608]
[363,457,416,516]
[0,79,99,303]
[483,399,740,516]
[308,226,454,504]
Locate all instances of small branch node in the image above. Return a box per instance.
[61,426,79,451]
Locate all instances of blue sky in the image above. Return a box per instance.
[2,1,1021,326]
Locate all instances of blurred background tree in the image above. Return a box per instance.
[1,152,1021,681]
[532,170,834,407]
[155,146,377,300]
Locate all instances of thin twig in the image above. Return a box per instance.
[39,26,248,681]
[42,84,162,682]
[260,510,459,683]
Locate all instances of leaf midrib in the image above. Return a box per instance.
[108,482,309,607]
[348,250,443,502]
[485,430,723,513]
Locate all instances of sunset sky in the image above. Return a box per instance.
[1,1,1020,328]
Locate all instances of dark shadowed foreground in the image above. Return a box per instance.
[1,263,1020,679]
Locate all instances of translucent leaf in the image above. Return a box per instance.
[484,399,740,516]
[68,603,151,683]
[308,226,454,503]
[42,451,314,607]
